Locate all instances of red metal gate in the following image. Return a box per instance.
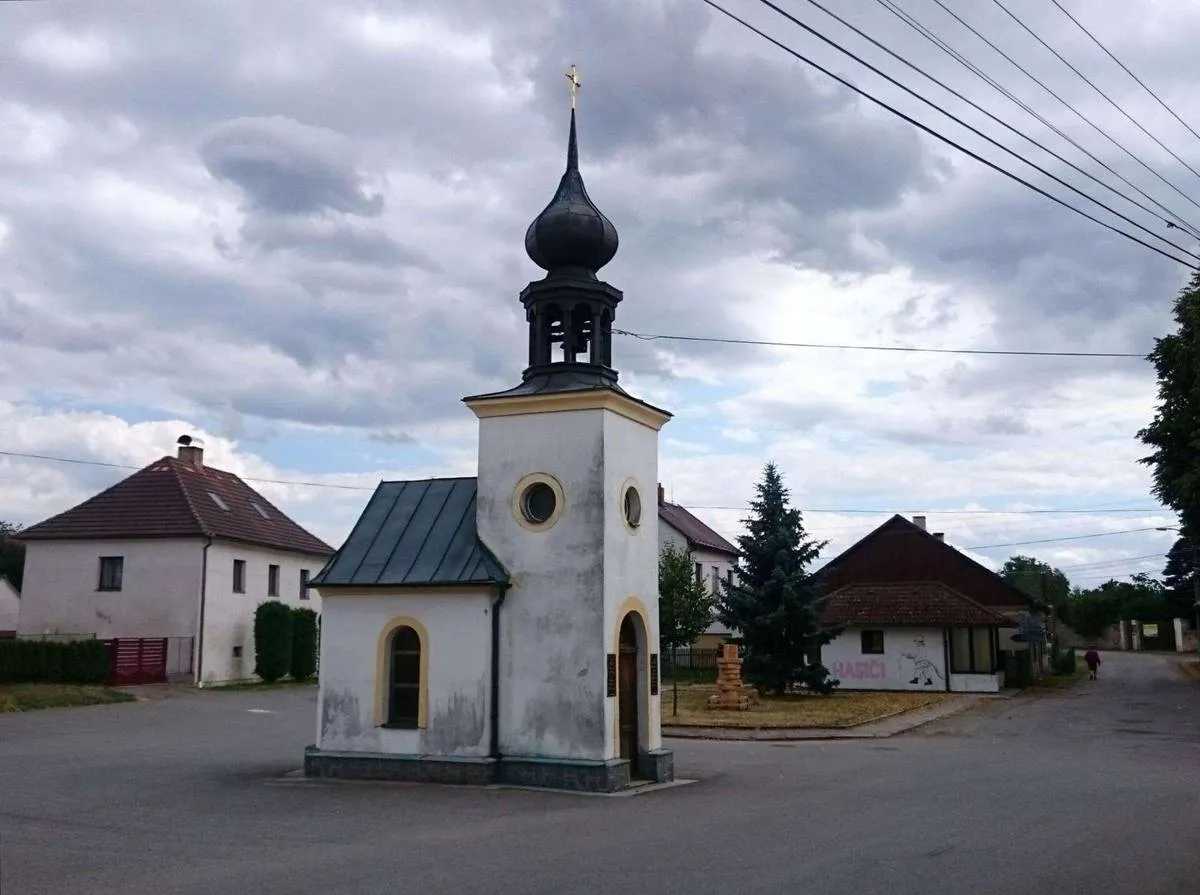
[104,638,168,686]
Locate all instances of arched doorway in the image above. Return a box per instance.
[618,614,640,761]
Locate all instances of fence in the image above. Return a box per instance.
[664,648,719,672]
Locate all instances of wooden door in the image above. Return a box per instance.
[618,616,638,761]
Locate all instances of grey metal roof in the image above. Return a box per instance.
[311,478,509,589]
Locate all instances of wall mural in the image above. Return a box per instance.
[900,634,944,687]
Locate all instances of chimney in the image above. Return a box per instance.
[657,483,665,505]
[913,515,927,531]
[176,434,204,469]
[933,532,945,542]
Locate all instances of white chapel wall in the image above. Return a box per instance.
[601,410,664,757]
[199,541,326,685]
[476,408,612,762]
[17,538,203,640]
[315,591,493,757]
[823,626,948,692]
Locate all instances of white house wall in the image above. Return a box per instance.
[476,408,612,762]
[0,577,20,632]
[17,538,203,640]
[601,410,663,758]
[659,524,736,636]
[199,541,327,686]
[315,591,493,757]
[823,627,948,692]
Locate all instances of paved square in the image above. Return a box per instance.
[3,652,1200,894]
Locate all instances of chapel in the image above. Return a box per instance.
[304,84,675,792]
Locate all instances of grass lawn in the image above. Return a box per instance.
[0,684,137,713]
[660,685,955,729]
[1030,664,1088,691]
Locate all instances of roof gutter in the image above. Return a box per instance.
[195,537,213,688]
[489,582,510,761]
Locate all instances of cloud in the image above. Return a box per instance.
[0,0,1193,584]
[200,116,384,217]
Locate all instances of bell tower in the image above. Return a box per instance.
[519,108,622,389]
[462,72,675,791]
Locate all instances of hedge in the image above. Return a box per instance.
[290,607,319,682]
[254,600,294,683]
[0,640,111,684]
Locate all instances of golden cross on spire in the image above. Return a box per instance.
[565,64,581,110]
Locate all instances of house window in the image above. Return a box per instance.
[97,556,124,591]
[233,560,246,594]
[695,562,702,584]
[861,630,885,655]
[300,569,310,600]
[387,626,421,728]
[951,627,995,674]
[268,564,280,597]
[711,566,720,594]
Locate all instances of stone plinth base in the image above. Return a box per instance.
[303,746,674,793]
[708,643,758,711]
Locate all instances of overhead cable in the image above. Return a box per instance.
[698,0,1197,268]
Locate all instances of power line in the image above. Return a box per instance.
[989,0,1200,186]
[0,449,1166,523]
[615,328,1147,357]
[1056,552,1167,571]
[751,0,1200,262]
[1047,0,1200,148]
[801,0,1200,242]
[690,504,1160,515]
[698,0,1196,268]
[874,0,1200,241]
[0,449,374,492]
[924,0,1200,218]
[966,526,1165,549]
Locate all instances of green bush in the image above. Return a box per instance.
[0,639,110,684]
[290,607,319,681]
[254,600,294,683]
[1052,647,1077,676]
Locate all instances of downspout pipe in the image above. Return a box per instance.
[195,537,213,688]
[489,583,509,761]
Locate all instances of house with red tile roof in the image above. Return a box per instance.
[16,437,334,686]
[816,514,1042,693]
[657,484,739,649]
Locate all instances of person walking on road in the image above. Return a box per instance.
[1084,648,1101,680]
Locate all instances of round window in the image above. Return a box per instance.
[623,486,642,527]
[521,482,557,524]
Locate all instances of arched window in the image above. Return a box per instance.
[387,626,421,728]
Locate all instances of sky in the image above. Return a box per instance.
[2,0,1197,590]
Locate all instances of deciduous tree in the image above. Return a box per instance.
[658,543,716,715]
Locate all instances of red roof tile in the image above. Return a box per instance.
[19,456,333,556]
[819,582,1010,627]
[658,501,738,555]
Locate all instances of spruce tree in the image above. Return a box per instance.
[717,462,841,695]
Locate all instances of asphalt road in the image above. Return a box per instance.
[2,651,1199,895]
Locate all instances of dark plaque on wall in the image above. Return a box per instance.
[650,654,659,696]
[606,654,617,697]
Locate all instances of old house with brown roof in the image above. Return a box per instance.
[16,436,334,685]
[816,514,1041,693]
[657,484,739,649]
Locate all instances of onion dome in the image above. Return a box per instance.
[524,110,619,276]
